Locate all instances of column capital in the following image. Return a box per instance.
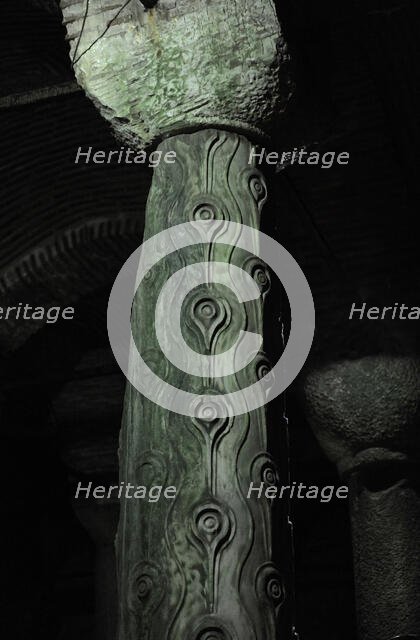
[61,0,294,147]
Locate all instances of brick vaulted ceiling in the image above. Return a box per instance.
[0,0,419,360]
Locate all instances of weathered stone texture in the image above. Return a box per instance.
[117,129,289,640]
[61,0,293,146]
[302,355,420,640]
[302,355,420,477]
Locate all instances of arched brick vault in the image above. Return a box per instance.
[0,214,142,352]
[0,83,151,353]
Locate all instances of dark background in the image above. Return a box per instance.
[1,0,419,638]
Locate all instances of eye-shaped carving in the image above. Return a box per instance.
[128,561,166,616]
[251,452,280,490]
[262,465,277,487]
[196,629,229,640]
[189,615,235,640]
[253,265,270,290]
[249,175,267,204]
[191,500,234,552]
[191,394,232,436]
[255,562,285,613]
[193,202,218,222]
[190,195,227,225]
[255,354,275,394]
[185,292,231,356]
[242,255,271,296]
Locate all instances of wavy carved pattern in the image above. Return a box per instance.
[117,130,289,640]
[190,499,235,611]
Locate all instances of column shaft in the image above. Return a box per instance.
[117,129,288,640]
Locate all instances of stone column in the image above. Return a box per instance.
[118,128,289,639]
[73,495,119,640]
[60,2,294,638]
[302,355,420,640]
[63,438,120,640]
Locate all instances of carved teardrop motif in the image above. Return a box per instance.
[190,500,236,611]
[251,452,280,490]
[198,631,225,640]
[114,131,289,639]
[191,500,233,553]
[249,174,267,205]
[197,627,232,640]
[129,561,167,634]
[185,293,231,355]
[197,297,229,351]
[255,562,285,616]
[136,449,168,488]
[192,201,220,222]
[243,255,271,297]
[191,394,233,443]
[188,615,236,640]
